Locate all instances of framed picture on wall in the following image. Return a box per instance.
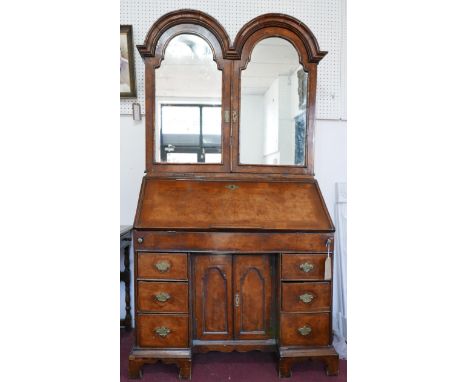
[120,25,137,98]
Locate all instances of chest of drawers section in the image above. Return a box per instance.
[129,252,191,379]
[278,253,338,377]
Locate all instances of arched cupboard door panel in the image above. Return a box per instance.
[233,255,273,340]
[194,255,233,340]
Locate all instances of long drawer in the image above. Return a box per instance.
[280,312,330,346]
[137,281,188,313]
[133,230,332,253]
[281,282,331,312]
[137,314,189,348]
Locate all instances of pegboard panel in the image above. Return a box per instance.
[120,0,344,120]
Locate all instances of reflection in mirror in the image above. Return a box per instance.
[240,38,307,166]
[155,34,222,163]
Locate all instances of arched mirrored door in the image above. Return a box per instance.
[155,34,223,164]
[239,37,308,166]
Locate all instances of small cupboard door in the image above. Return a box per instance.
[233,255,273,340]
[194,255,233,340]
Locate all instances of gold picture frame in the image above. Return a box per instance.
[120,25,137,98]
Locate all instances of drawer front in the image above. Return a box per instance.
[138,253,188,280]
[137,281,188,313]
[282,282,331,312]
[137,314,188,348]
[133,230,332,253]
[281,254,326,280]
[280,313,330,346]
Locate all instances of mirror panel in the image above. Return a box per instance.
[155,34,222,163]
[240,38,307,166]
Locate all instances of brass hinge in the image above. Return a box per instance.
[232,110,238,123]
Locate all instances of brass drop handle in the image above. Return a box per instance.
[297,325,312,336]
[154,292,171,302]
[299,262,314,273]
[137,237,143,244]
[154,260,170,273]
[299,293,315,303]
[154,326,171,338]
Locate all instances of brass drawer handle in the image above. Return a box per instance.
[154,260,170,273]
[154,326,171,338]
[154,292,171,302]
[299,293,315,303]
[299,262,314,273]
[297,325,312,336]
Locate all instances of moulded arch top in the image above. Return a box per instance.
[137,9,231,59]
[232,13,327,63]
[137,10,327,64]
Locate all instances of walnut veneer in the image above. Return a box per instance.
[128,10,339,380]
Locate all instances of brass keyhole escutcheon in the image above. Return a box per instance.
[225,184,239,191]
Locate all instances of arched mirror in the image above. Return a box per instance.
[239,38,307,166]
[155,34,222,164]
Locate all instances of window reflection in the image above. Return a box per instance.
[160,104,221,163]
[155,34,222,163]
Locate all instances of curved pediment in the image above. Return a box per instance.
[138,10,327,64]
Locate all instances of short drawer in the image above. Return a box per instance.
[280,312,330,346]
[138,253,188,280]
[281,254,327,280]
[137,281,188,313]
[137,314,188,348]
[282,282,331,312]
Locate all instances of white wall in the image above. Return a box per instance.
[120,116,145,225]
[314,119,347,221]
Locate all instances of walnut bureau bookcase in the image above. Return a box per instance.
[129,10,339,379]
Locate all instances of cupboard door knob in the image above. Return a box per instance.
[137,237,143,244]
[299,293,315,303]
[154,260,170,273]
[299,262,314,272]
[154,292,171,302]
[297,325,312,336]
[154,326,171,338]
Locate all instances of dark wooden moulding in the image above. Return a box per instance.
[129,9,339,380]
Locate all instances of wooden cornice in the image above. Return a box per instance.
[137,10,327,64]
[137,9,231,58]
